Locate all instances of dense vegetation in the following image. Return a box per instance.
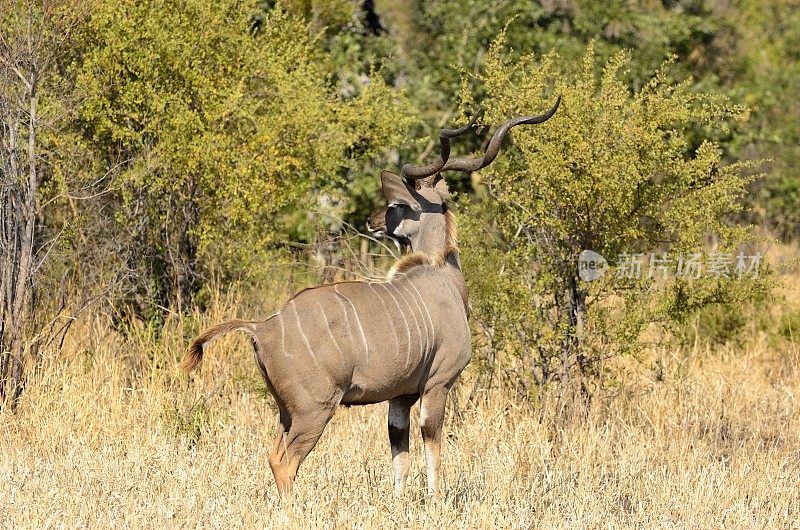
[1,0,795,406]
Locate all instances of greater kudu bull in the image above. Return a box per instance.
[182,97,560,498]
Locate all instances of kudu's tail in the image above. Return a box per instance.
[182,319,256,371]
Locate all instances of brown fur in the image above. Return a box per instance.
[442,208,458,260]
[392,252,433,273]
[182,319,254,371]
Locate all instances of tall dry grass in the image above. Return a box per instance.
[1,276,799,528]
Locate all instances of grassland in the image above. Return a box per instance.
[1,279,799,529]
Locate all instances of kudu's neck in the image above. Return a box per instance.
[410,209,468,313]
[412,223,450,259]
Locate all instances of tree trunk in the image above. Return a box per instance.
[3,82,37,408]
[558,273,588,401]
[9,89,37,404]
[0,0,84,408]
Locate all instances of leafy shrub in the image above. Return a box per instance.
[72,1,416,317]
[459,32,771,399]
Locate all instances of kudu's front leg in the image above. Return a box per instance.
[420,387,448,499]
[388,395,418,495]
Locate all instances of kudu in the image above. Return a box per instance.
[182,96,561,499]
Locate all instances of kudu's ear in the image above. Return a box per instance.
[381,171,421,211]
[433,176,450,201]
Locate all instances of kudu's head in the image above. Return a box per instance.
[367,97,561,258]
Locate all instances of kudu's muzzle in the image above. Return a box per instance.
[367,207,388,234]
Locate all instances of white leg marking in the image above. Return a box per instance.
[424,442,438,497]
[369,283,400,361]
[389,402,411,495]
[408,281,435,359]
[317,301,345,361]
[420,400,439,496]
[392,452,407,495]
[290,300,319,365]
[378,283,412,368]
[334,286,370,361]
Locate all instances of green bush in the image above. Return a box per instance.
[459,33,772,398]
[71,1,416,317]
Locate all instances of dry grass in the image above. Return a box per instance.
[1,284,800,529]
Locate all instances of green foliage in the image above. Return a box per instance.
[688,302,751,346]
[373,1,737,154]
[459,34,770,392]
[71,0,415,316]
[364,0,800,252]
[406,0,730,93]
[9,0,795,399]
[258,0,357,35]
[776,306,800,344]
[721,0,800,239]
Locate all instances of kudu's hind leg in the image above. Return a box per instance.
[420,387,449,499]
[270,406,336,498]
[388,395,418,495]
[268,410,292,496]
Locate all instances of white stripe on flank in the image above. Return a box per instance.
[408,280,435,358]
[317,300,345,362]
[393,283,423,352]
[377,283,412,368]
[398,281,428,356]
[408,281,436,353]
[277,312,291,357]
[332,291,356,353]
[334,285,370,361]
[369,283,400,361]
[388,283,422,367]
[290,300,319,365]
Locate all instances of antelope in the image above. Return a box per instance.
[181,96,561,499]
